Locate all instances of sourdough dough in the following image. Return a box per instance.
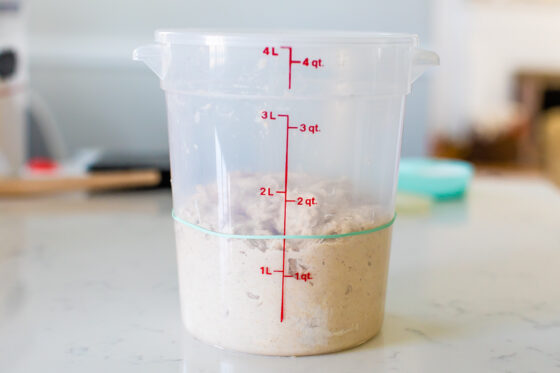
[174,173,392,355]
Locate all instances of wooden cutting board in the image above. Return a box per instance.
[0,170,161,197]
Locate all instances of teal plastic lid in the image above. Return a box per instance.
[398,158,474,200]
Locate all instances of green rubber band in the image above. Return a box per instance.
[171,210,396,240]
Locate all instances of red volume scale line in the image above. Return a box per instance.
[277,113,291,322]
[280,46,300,90]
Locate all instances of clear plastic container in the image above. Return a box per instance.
[134,29,438,356]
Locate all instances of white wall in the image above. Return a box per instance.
[26,0,434,156]
[431,0,560,139]
[430,0,470,140]
[468,1,560,123]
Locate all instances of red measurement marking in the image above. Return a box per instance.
[259,187,274,196]
[297,197,317,206]
[264,46,323,90]
[302,58,323,68]
[256,111,319,322]
[299,124,321,134]
[262,47,279,56]
[280,46,294,90]
[286,197,317,206]
[277,113,291,322]
[261,111,277,120]
[294,272,313,282]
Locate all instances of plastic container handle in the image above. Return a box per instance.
[133,44,168,80]
[411,48,439,83]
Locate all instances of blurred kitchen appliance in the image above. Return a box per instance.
[0,0,26,176]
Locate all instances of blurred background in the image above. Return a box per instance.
[1,0,560,188]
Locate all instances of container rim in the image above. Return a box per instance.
[155,29,419,46]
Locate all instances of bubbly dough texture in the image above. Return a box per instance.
[175,173,393,356]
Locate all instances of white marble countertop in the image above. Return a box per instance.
[1,176,559,373]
